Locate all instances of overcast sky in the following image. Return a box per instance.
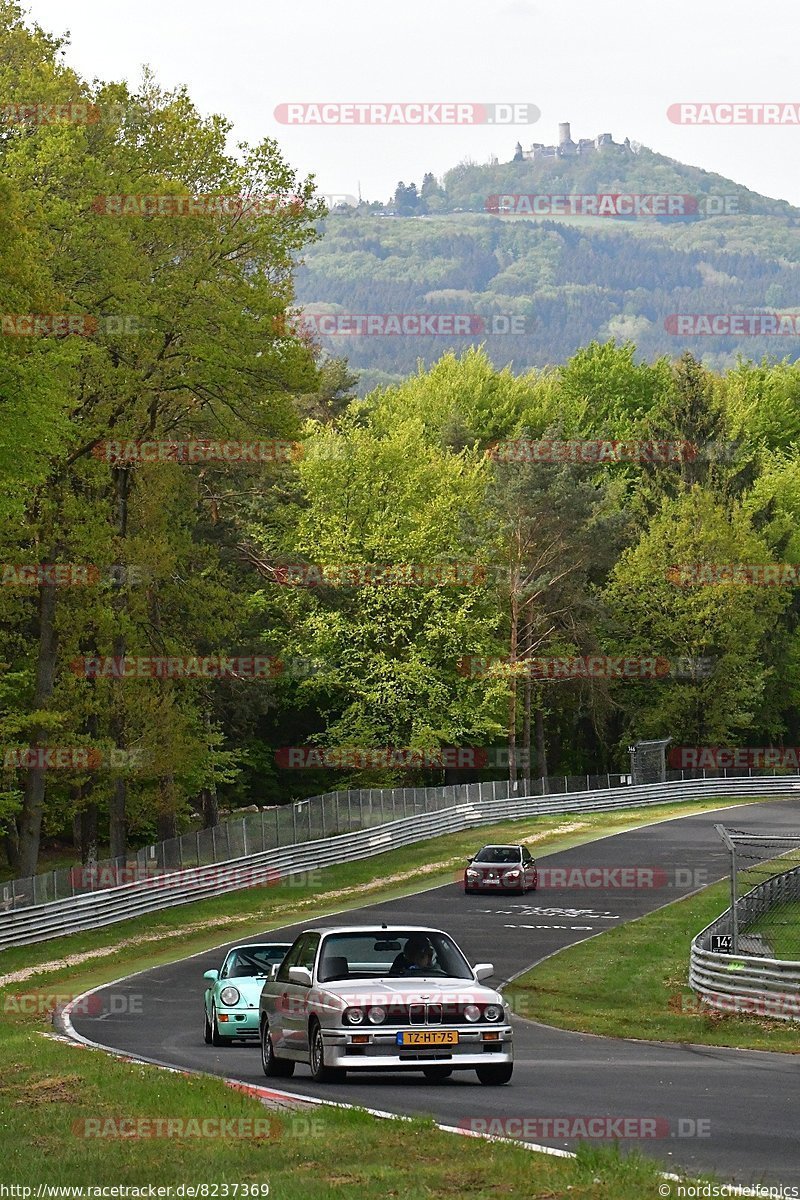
[21,0,800,206]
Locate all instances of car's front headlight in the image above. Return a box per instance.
[344,1007,365,1025]
[483,1004,504,1022]
[367,1006,386,1024]
[220,986,240,1006]
[464,1004,482,1022]
[505,869,520,877]
[465,869,479,879]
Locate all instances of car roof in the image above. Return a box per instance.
[477,844,523,850]
[297,925,451,938]
[225,942,293,952]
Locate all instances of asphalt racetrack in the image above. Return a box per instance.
[68,798,800,1186]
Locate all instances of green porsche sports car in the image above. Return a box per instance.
[203,942,292,1045]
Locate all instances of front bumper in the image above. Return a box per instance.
[464,876,525,891]
[215,1007,260,1037]
[321,1024,513,1070]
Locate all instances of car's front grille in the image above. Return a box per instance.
[348,1002,503,1026]
[408,1002,442,1025]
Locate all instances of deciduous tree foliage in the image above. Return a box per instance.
[2,3,800,873]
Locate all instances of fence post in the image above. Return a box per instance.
[347,791,352,831]
[359,790,364,828]
[211,825,217,861]
[261,809,266,852]
[196,831,201,866]
[321,798,326,839]
[716,825,739,954]
[308,801,312,841]
[292,803,298,843]
[276,806,280,847]
[225,822,231,858]
[242,819,248,858]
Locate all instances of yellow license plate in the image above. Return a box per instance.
[397,1030,459,1046]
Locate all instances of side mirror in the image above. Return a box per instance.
[287,966,313,987]
[466,856,474,863]
[268,963,280,981]
[473,963,494,982]
[203,969,219,982]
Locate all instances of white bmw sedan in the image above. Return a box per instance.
[258,925,513,1085]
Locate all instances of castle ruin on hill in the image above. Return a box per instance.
[513,121,640,162]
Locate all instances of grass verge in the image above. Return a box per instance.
[507,877,800,1053]
[0,794,772,1196]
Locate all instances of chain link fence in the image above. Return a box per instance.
[3,765,796,912]
[714,825,800,959]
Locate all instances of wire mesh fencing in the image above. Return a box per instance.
[714,825,800,960]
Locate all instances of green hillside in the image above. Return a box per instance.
[295,143,800,391]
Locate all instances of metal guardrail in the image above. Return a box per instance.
[4,771,639,909]
[4,766,792,911]
[2,774,797,952]
[691,863,800,1020]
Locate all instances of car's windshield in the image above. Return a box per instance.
[317,931,473,982]
[474,846,521,864]
[222,945,290,978]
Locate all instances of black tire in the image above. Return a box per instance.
[476,1062,513,1085]
[261,1021,295,1078]
[203,1006,213,1045]
[210,1004,226,1047]
[422,1066,453,1082]
[309,1020,346,1083]
[464,888,473,896]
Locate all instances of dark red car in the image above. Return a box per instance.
[463,844,537,895]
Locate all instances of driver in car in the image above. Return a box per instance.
[390,934,434,975]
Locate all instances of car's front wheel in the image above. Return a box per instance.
[203,1006,213,1045]
[308,1020,346,1083]
[422,1066,453,1082]
[210,1004,226,1047]
[260,1021,295,1078]
[476,1062,513,1085]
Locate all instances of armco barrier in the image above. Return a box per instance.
[6,771,636,908]
[2,774,797,951]
[690,862,800,1020]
